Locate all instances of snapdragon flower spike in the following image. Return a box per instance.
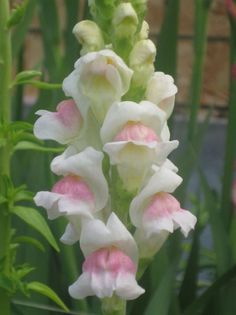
[34,147,109,244]
[69,213,144,300]
[33,99,82,145]
[145,72,178,119]
[63,49,133,123]
[101,101,179,192]
[130,166,197,258]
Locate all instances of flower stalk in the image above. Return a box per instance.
[221,7,236,227]
[187,0,212,142]
[102,296,126,315]
[0,0,12,313]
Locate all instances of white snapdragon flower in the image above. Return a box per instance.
[69,213,144,300]
[100,101,179,192]
[129,166,197,258]
[34,147,109,244]
[145,72,178,119]
[33,99,83,145]
[63,49,133,123]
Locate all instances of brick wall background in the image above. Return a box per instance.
[22,0,230,117]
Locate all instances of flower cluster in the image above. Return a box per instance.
[34,1,196,304]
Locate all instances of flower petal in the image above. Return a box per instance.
[51,147,109,211]
[100,100,166,144]
[80,212,138,264]
[130,166,183,227]
[34,100,82,144]
[115,273,145,300]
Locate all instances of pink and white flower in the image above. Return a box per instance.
[130,166,197,257]
[101,101,179,192]
[63,49,133,123]
[33,99,82,145]
[69,213,144,300]
[34,147,109,244]
[145,72,178,119]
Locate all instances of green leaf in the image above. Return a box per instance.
[179,226,200,310]
[7,0,28,28]
[183,265,236,315]
[9,121,33,132]
[0,273,14,292]
[14,70,42,84]
[15,265,35,280]
[12,0,36,57]
[0,195,7,205]
[13,188,34,202]
[27,282,69,312]
[198,169,232,275]
[12,206,59,252]
[14,236,45,252]
[144,264,175,315]
[14,80,62,90]
[14,141,64,153]
[12,299,90,314]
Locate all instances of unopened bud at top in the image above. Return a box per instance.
[112,3,138,38]
[129,39,156,87]
[73,20,104,55]
[138,20,149,40]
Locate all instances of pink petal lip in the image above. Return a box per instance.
[83,247,136,276]
[56,99,82,127]
[114,122,160,143]
[143,192,180,220]
[52,175,94,202]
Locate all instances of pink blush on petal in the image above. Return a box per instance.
[143,192,180,220]
[114,122,159,143]
[52,175,94,202]
[83,247,136,276]
[56,99,82,127]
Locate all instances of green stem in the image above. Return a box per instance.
[101,296,126,315]
[187,0,211,143]
[178,0,211,204]
[220,14,236,227]
[0,0,12,314]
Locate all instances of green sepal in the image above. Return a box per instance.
[11,206,59,252]
[27,282,69,312]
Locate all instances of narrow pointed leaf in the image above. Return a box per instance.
[27,282,69,312]
[12,206,59,252]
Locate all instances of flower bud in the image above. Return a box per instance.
[73,20,104,55]
[112,3,138,38]
[129,39,156,87]
[138,20,149,40]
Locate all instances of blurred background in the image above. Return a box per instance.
[9,0,236,315]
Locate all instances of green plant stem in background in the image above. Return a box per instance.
[177,0,211,204]
[220,14,236,228]
[155,0,179,130]
[0,0,12,314]
[155,0,179,79]
[187,0,211,143]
